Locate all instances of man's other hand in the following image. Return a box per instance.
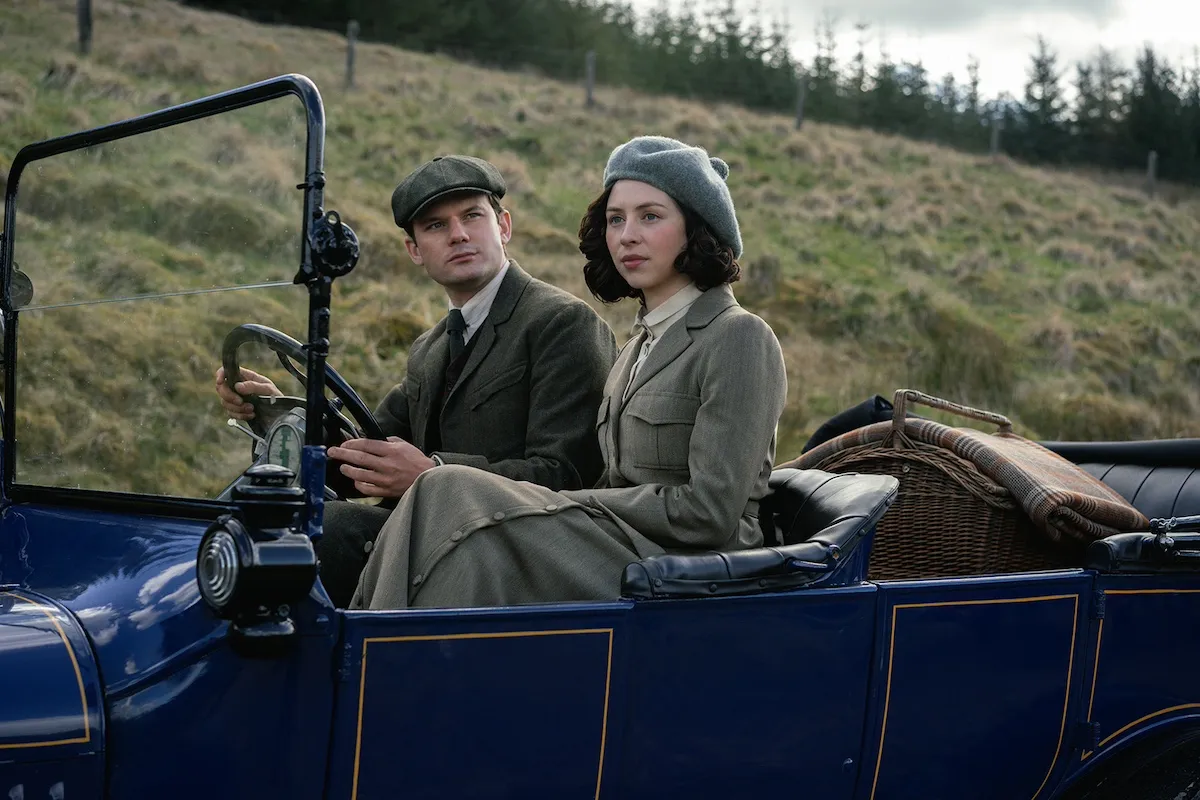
[215,366,282,420]
[327,437,435,498]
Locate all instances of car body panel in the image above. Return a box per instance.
[859,572,1092,800]
[1076,577,1200,765]
[0,504,223,699]
[332,584,879,800]
[613,587,877,800]
[333,605,628,800]
[0,503,339,800]
[0,587,104,798]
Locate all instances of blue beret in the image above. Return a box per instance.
[602,135,742,257]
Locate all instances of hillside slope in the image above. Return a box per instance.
[2,0,1198,487]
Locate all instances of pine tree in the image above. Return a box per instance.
[846,21,871,125]
[896,59,931,137]
[964,56,982,118]
[1125,45,1183,174]
[869,36,901,133]
[1181,51,1200,182]
[1020,36,1068,163]
[935,71,960,141]
[807,11,842,122]
[1072,60,1099,161]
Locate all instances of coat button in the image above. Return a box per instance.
[413,574,423,586]
[544,504,558,512]
[451,531,463,542]
[492,512,505,521]
[363,540,374,553]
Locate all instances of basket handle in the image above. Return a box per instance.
[892,389,1013,434]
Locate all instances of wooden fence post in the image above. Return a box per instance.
[989,112,1003,157]
[346,20,359,90]
[795,71,807,130]
[585,50,596,108]
[1146,150,1158,198]
[77,0,92,55]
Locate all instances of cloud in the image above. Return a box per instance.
[634,0,1123,35]
[754,0,1124,32]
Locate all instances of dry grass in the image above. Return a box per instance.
[2,0,1199,497]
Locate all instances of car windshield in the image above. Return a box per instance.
[8,94,313,499]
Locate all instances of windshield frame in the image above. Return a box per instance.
[0,73,332,524]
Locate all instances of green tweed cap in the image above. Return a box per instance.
[390,155,507,227]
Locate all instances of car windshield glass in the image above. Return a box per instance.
[9,94,313,499]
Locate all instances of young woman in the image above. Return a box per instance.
[349,135,787,610]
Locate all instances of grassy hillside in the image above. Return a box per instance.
[1,0,1198,496]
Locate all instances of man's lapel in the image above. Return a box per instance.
[446,260,531,404]
[418,325,449,446]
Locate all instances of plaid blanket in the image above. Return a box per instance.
[781,418,1150,543]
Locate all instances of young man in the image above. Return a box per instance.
[215,155,617,605]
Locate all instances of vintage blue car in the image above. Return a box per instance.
[1,75,1198,800]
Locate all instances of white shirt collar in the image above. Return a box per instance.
[451,259,510,342]
[633,282,703,341]
[622,282,703,401]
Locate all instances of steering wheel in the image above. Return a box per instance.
[221,324,385,497]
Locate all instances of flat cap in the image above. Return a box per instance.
[390,155,506,228]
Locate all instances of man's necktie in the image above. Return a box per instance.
[446,309,467,364]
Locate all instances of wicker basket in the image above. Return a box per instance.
[789,390,1087,581]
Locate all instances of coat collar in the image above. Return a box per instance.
[682,282,738,329]
[621,283,737,402]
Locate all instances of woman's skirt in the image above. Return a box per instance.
[349,464,666,610]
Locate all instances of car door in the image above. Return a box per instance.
[331,582,879,800]
[857,570,1094,800]
[330,601,634,800]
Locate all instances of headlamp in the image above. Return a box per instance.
[196,464,316,626]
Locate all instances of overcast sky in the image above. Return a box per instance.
[626,0,1200,99]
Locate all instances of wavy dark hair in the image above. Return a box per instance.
[578,186,741,303]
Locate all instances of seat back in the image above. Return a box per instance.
[620,467,898,600]
[1079,464,1200,521]
[760,467,900,548]
[1038,438,1199,522]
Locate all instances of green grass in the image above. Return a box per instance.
[2,0,1199,498]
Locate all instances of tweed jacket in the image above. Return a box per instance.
[373,260,618,491]
[566,283,788,553]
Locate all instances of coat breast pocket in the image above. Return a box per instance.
[467,361,529,450]
[622,391,700,471]
[469,361,528,409]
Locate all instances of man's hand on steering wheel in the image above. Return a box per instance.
[327,437,436,498]
[215,365,281,421]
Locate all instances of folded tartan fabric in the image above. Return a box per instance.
[784,418,1150,543]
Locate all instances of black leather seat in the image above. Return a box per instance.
[1041,439,1200,574]
[1042,438,1200,468]
[1078,464,1200,522]
[620,468,899,600]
